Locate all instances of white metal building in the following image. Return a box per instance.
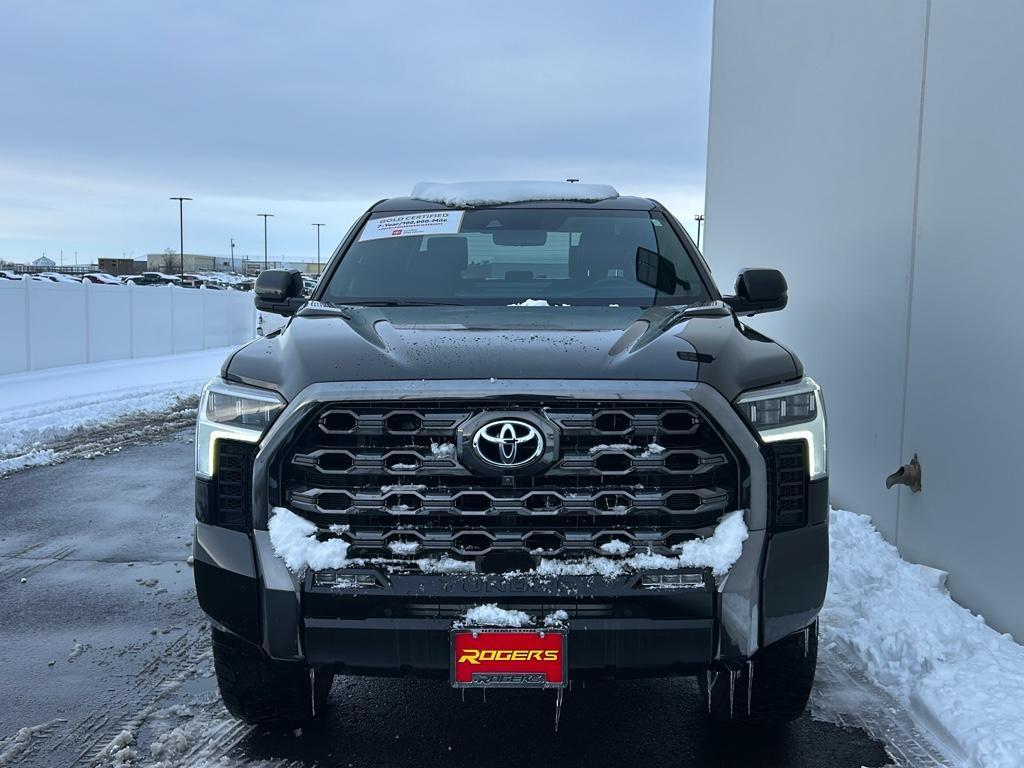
[704,1,1024,638]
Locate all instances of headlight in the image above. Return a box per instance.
[195,379,285,478]
[736,377,827,479]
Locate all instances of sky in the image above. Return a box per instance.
[0,1,713,266]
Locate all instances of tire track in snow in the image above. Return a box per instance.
[813,640,954,767]
[0,543,76,580]
[0,398,198,478]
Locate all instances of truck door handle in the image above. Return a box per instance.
[885,454,922,492]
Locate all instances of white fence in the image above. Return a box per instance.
[0,278,257,375]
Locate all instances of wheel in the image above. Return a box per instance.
[211,626,334,724]
[700,620,818,724]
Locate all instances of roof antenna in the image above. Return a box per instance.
[566,178,579,183]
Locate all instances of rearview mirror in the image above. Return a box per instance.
[724,268,788,316]
[255,269,305,316]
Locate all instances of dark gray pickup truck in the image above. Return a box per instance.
[192,181,828,726]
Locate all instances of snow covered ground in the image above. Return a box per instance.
[825,509,1024,767]
[0,347,235,474]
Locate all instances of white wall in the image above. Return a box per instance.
[705,0,1024,639]
[704,0,929,542]
[0,279,257,375]
[896,2,1024,640]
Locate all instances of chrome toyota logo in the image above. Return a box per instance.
[472,419,544,469]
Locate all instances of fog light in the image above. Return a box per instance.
[640,573,705,590]
[313,572,379,589]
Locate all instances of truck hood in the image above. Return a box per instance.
[225,305,801,402]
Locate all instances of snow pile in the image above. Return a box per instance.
[0,720,64,765]
[0,347,233,474]
[639,442,665,458]
[387,540,421,556]
[589,443,637,454]
[544,610,569,627]
[429,442,456,459]
[458,604,533,628]
[507,299,550,307]
[599,539,631,556]
[411,180,618,206]
[380,484,427,494]
[825,509,1024,767]
[536,509,748,581]
[415,556,475,574]
[268,507,350,573]
[96,729,136,767]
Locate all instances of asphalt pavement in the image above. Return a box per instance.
[0,433,926,767]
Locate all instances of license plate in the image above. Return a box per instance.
[450,628,567,688]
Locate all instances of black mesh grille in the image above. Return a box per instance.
[216,440,256,531]
[763,440,808,531]
[274,400,745,568]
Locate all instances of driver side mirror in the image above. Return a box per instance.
[724,268,788,316]
[255,269,305,316]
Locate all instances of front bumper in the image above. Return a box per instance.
[193,380,829,674]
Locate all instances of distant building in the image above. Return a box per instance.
[98,258,138,276]
[32,255,56,268]
[146,253,235,272]
[241,259,323,276]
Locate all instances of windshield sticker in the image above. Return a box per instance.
[359,211,465,241]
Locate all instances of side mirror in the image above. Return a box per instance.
[724,268,788,316]
[255,269,305,316]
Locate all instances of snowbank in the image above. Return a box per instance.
[411,180,618,206]
[0,347,235,474]
[825,509,1024,767]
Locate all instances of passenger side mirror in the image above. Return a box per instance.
[254,269,305,316]
[724,268,788,316]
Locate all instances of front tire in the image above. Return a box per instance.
[701,620,818,724]
[212,627,334,724]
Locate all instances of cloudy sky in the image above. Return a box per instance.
[0,1,713,265]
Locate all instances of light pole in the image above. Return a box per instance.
[312,223,325,275]
[694,213,705,250]
[257,214,274,271]
[170,196,192,276]
[230,238,236,272]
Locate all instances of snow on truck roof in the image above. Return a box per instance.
[410,180,619,207]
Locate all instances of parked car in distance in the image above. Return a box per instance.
[0,269,19,280]
[82,272,122,285]
[136,271,182,286]
[37,272,82,283]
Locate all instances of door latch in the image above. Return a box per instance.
[885,454,922,492]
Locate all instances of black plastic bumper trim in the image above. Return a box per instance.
[304,617,715,678]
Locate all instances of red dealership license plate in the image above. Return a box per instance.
[451,629,567,688]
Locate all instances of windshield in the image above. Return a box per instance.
[320,209,711,306]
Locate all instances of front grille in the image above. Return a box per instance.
[274,400,745,568]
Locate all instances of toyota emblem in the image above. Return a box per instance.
[472,419,544,469]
